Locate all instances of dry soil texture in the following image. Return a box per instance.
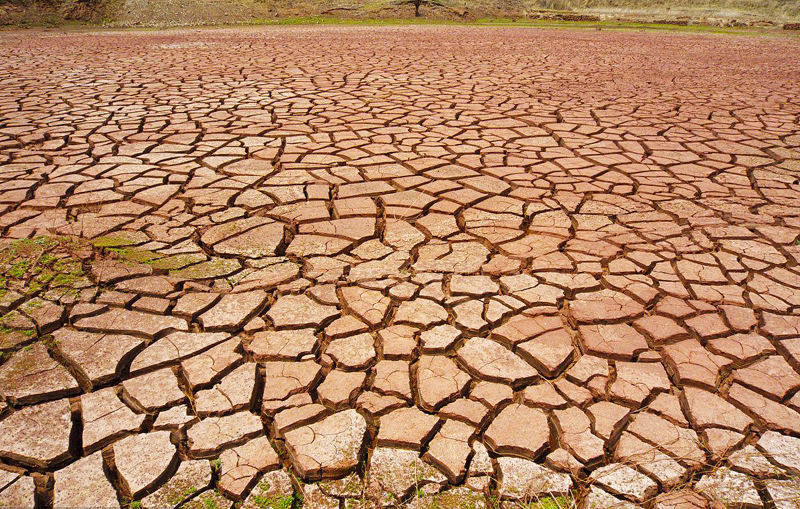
[1,26,800,509]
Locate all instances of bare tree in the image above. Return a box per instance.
[397,0,449,17]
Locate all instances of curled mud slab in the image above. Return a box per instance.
[1,25,800,509]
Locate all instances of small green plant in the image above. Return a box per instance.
[167,485,197,505]
[516,495,576,509]
[129,501,143,509]
[250,493,293,509]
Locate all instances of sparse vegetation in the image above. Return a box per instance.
[250,493,293,509]
[0,236,89,317]
[3,0,800,29]
[513,494,577,509]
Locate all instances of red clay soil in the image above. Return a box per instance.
[0,26,799,508]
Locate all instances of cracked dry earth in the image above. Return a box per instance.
[1,25,800,509]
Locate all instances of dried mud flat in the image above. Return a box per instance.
[1,25,800,509]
